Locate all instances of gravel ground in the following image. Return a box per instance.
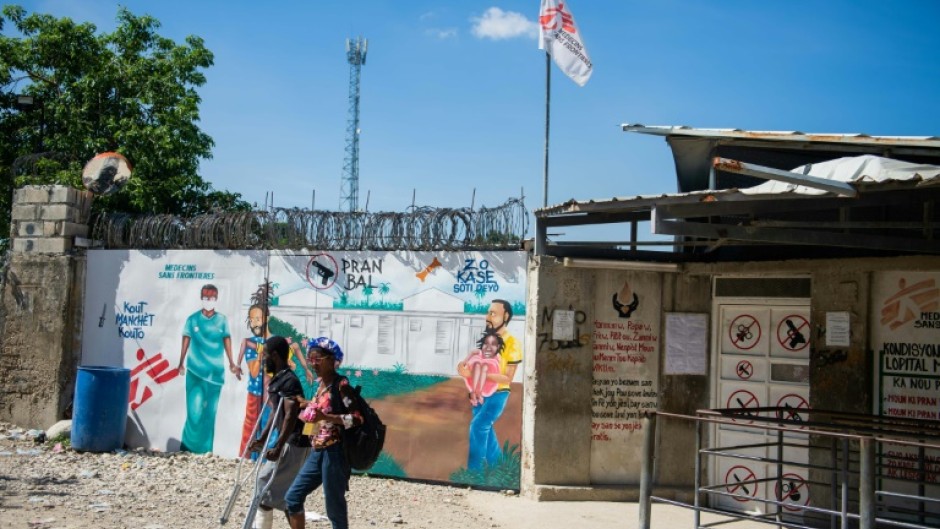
[0,423,508,529]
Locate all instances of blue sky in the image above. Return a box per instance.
[14,1,940,229]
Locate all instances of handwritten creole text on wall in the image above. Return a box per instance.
[591,319,659,441]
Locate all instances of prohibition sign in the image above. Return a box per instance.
[729,314,761,351]
[725,465,759,501]
[305,253,339,290]
[775,393,809,424]
[776,315,809,351]
[775,473,809,511]
[735,360,754,380]
[727,389,760,421]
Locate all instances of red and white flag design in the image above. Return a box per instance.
[539,0,592,86]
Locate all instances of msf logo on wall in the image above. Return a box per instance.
[612,281,639,319]
[880,277,940,330]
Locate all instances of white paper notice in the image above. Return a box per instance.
[552,310,575,341]
[826,311,851,347]
[665,313,708,375]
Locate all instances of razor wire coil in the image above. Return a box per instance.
[91,198,528,251]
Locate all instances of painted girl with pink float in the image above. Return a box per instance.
[461,329,505,407]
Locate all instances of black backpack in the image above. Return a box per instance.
[330,376,386,471]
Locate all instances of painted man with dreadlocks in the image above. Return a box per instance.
[236,283,315,457]
[236,283,272,457]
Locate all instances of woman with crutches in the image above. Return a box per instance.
[247,336,312,529]
[285,337,361,529]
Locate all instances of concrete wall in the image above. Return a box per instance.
[522,257,703,501]
[522,253,940,503]
[522,256,596,495]
[0,186,90,428]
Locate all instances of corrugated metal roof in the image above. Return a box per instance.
[537,155,940,215]
[621,124,940,147]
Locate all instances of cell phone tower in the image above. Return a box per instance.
[340,36,367,212]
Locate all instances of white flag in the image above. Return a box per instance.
[539,0,592,86]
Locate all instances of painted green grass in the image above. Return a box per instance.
[333,300,404,311]
[341,362,449,400]
[355,451,406,478]
[449,441,521,490]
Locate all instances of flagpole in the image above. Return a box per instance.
[543,51,551,208]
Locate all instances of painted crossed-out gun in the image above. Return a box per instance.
[310,261,334,286]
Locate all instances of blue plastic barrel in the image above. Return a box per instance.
[71,366,131,452]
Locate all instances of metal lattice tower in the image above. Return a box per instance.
[340,37,367,212]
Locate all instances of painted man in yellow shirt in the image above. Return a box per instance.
[457,299,522,470]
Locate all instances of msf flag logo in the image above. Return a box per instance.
[880,277,939,330]
[539,0,593,86]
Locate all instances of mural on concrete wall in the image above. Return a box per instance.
[82,250,526,489]
[873,271,940,506]
[589,274,661,484]
[82,250,267,457]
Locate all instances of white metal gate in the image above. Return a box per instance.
[711,293,811,517]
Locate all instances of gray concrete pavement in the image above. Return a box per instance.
[465,492,774,529]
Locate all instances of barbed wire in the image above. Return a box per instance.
[91,198,528,251]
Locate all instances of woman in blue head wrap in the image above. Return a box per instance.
[285,338,361,529]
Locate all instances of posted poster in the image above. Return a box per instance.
[590,272,661,484]
[872,271,940,513]
[82,250,527,489]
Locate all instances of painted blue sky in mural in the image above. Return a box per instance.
[14,1,940,225]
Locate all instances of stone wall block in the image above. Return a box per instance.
[75,191,93,223]
[12,237,72,254]
[47,186,77,204]
[11,205,39,221]
[15,221,43,238]
[14,187,52,204]
[57,222,89,238]
[39,204,79,222]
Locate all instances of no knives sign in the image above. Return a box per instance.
[722,308,770,354]
[725,465,759,502]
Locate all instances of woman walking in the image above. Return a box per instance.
[286,337,361,529]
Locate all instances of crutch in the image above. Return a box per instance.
[220,401,269,525]
[241,396,286,529]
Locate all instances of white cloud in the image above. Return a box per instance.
[419,11,437,21]
[426,28,458,40]
[470,7,538,40]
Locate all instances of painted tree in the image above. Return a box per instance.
[378,282,390,304]
[362,284,374,307]
[474,286,486,308]
[0,5,248,247]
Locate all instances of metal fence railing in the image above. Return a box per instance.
[639,408,940,529]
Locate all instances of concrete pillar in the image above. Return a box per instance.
[0,185,91,428]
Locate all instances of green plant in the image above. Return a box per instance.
[355,451,406,478]
[449,441,521,490]
[46,432,71,449]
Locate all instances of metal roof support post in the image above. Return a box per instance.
[630,220,638,252]
[639,412,657,529]
[535,218,547,256]
[859,437,875,529]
